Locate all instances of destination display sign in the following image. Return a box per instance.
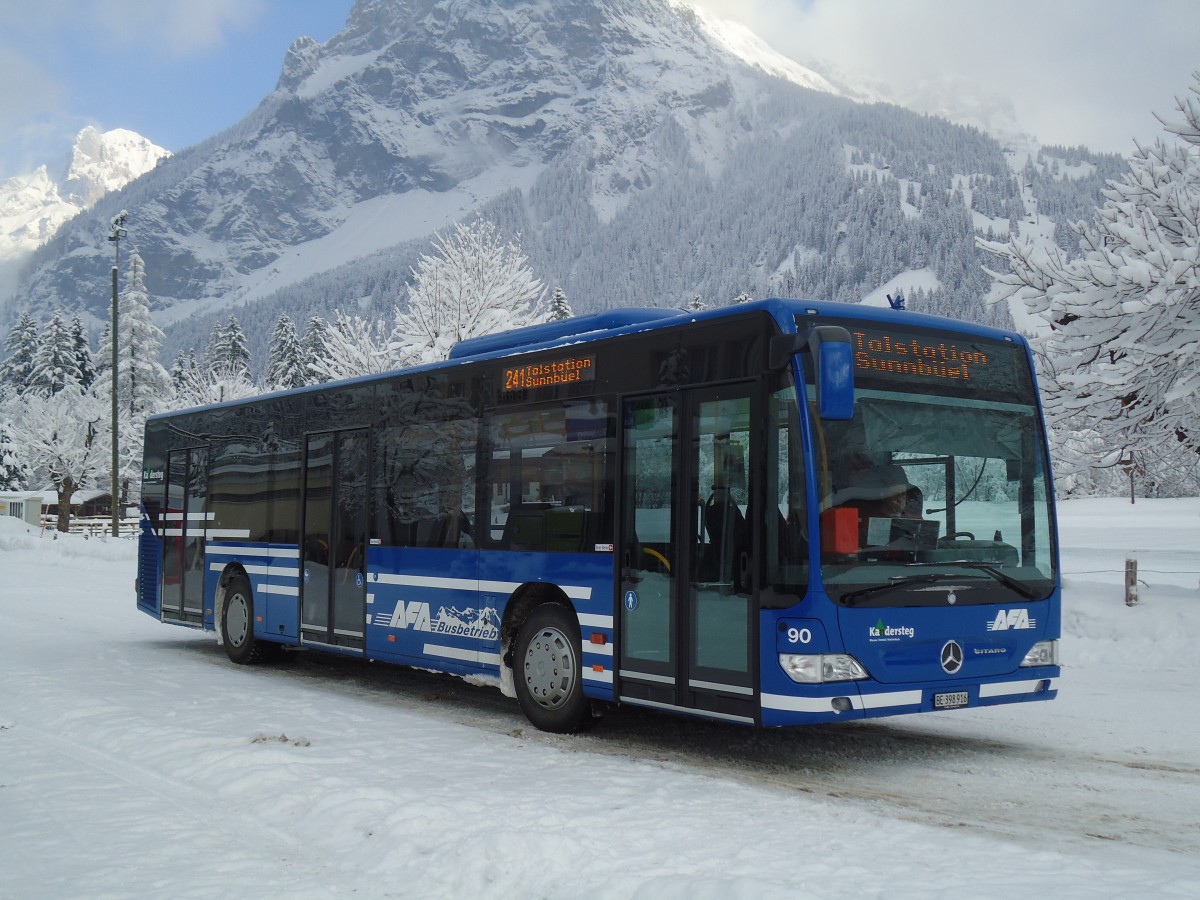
[501,355,595,393]
[850,329,990,385]
[799,316,1033,403]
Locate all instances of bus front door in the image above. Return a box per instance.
[618,387,757,724]
[300,428,368,651]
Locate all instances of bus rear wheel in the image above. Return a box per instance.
[221,574,273,665]
[514,603,589,733]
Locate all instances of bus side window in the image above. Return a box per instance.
[766,382,808,590]
[487,401,612,552]
[373,379,477,549]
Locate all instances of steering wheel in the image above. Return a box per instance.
[944,531,976,541]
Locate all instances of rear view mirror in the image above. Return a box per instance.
[809,326,854,420]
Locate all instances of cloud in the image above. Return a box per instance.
[689,0,1200,153]
[0,0,268,58]
[100,0,269,56]
[0,45,76,176]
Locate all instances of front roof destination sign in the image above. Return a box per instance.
[850,329,989,384]
[798,316,1034,404]
[501,355,595,393]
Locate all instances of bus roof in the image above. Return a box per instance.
[147,298,1029,422]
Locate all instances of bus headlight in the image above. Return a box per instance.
[1020,640,1059,667]
[780,653,869,684]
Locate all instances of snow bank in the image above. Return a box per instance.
[1,499,1198,898]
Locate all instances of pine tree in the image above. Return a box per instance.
[169,349,199,395]
[0,416,29,490]
[1,311,40,396]
[301,315,331,385]
[115,251,170,417]
[546,286,573,321]
[391,217,544,365]
[982,72,1200,461]
[205,314,251,381]
[30,312,81,395]
[70,315,95,390]
[266,313,306,390]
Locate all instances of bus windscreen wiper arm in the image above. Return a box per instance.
[839,573,950,606]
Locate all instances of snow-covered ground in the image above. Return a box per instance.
[2,498,1198,898]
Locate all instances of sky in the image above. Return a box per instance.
[1,0,1198,180]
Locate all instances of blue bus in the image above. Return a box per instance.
[137,299,1060,732]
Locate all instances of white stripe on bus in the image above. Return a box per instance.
[422,643,502,667]
[206,545,300,559]
[979,678,1056,698]
[373,573,592,601]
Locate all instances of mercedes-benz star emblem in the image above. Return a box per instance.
[940,640,964,674]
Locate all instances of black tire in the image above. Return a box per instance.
[513,603,590,733]
[221,574,273,665]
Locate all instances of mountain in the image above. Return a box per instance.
[0,127,169,297]
[6,0,1123,361]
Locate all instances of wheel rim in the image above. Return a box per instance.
[522,625,578,710]
[226,591,250,647]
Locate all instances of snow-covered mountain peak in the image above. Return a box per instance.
[62,127,170,209]
[671,1,839,95]
[0,127,169,269]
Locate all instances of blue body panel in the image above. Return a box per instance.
[206,542,302,643]
[363,547,616,698]
[757,590,1060,726]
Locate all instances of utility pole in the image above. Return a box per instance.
[108,211,127,537]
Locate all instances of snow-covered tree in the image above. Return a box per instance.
[546,286,573,321]
[310,310,394,382]
[0,416,29,490]
[301,315,331,385]
[173,360,258,409]
[70,315,95,390]
[686,294,707,311]
[8,385,109,532]
[982,72,1200,464]
[30,312,81,395]
[205,314,251,382]
[265,313,306,391]
[169,349,198,395]
[391,217,544,365]
[1,311,40,396]
[115,251,170,417]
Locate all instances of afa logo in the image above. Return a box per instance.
[987,608,1036,631]
[381,600,500,640]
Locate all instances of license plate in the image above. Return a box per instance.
[934,691,969,709]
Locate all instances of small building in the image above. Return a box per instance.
[40,489,113,521]
[0,492,44,528]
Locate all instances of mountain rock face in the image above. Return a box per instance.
[7,0,1119,350]
[10,0,842,317]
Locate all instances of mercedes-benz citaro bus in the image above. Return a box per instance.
[137,299,1060,732]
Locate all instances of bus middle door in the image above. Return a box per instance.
[300,428,368,652]
[618,386,757,724]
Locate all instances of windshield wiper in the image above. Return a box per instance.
[839,573,952,606]
[837,561,1043,606]
[941,560,1043,600]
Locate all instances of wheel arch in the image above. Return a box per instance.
[213,562,250,646]
[500,582,576,672]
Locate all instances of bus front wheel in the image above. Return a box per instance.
[514,603,589,733]
[221,574,272,665]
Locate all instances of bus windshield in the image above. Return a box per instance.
[807,320,1055,607]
